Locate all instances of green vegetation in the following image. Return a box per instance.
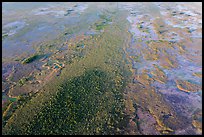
[17,75,34,86]
[24,69,128,135]
[2,33,9,40]
[2,93,36,128]
[137,25,143,29]
[2,3,202,135]
[18,77,28,86]
[94,13,113,31]
[96,23,106,30]
[3,102,18,127]
[2,10,132,135]
[99,14,112,22]
[21,54,39,64]
[9,97,17,102]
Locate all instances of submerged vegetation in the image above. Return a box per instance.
[96,23,106,31]
[94,13,113,31]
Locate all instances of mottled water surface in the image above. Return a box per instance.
[2,2,202,135]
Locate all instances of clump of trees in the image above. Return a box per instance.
[21,54,39,64]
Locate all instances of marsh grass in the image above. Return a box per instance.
[3,10,132,135]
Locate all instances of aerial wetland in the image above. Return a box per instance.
[2,2,202,135]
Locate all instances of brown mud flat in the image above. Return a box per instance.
[123,2,202,135]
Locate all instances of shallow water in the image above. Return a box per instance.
[2,2,91,58]
[125,2,202,135]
